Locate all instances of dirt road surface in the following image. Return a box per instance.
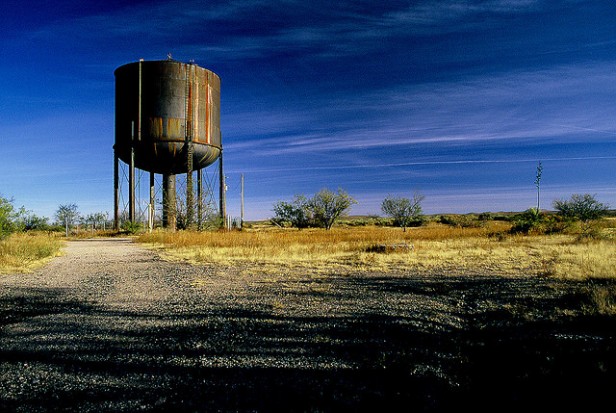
[1,238,615,412]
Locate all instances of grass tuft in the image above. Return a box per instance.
[0,233,64,274]
[138,222,616,280]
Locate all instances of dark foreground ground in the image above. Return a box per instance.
[0,239,615,412]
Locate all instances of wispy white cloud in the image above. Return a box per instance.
[15,0,550,64]
[224,61,616,158]
[384,1,536,24]
[203,0,545,60]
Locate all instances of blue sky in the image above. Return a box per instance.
[1,0,615,221]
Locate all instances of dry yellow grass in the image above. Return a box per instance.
[0,233,64,274]
[138,222,616,280]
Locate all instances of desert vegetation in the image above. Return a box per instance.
[138,213,616,280]
[0,233,63,274]
[0,196,60,273]
[138,191,615,280]
[381,193,425,231]
[271,188,357,229]
[0,196,71,274]
[3,189,614,280]
[510,193,610,238]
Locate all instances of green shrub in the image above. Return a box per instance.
[121,221,143,234]
[0,196,25,239]
[510,209,542,234]
[478,212,493,222]
[439,214,483,228]
[510,209,569,235]
[554,194,609,223]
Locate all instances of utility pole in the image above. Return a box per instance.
[535,160,543,213]
[240,173,244,229]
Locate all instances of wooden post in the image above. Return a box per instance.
[240,173,244,229]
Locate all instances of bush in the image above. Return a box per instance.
[552,194,610,239]
[554,194,609,223]
[510,209,541,234]
[478,212,493,222]
[19,212,50,231]
[0,197,16,239]
[439,214,483,228]
[0,196,27,239]
[121,221,143,234]
[510,209,569,235]
[271,195,312,228]
[272,189,357,230]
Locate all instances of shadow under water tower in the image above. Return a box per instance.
[113,58,225,230]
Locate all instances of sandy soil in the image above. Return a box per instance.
[0,238,615,412]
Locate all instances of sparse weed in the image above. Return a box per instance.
[582,282,616,315]
[0,233,64,274]
[137,221,616,279]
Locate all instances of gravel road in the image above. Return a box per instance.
[1,238,615,412]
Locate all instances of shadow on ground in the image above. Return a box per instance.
[1,276,615,412]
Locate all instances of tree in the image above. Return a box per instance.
[83,212,107,231]
[553,194,609,223]
[308,188,357,230]
[95,212,108,230]
[271,195,311,228]
[56,204,79,237]
[18,212,49,231]
[0,196,16,239]
[271,189,357,230]
[381,193,425,232]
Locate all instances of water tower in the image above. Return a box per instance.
[113,58,225,230]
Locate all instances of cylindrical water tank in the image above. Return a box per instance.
[114,60,221,174]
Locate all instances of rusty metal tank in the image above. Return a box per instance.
[114,60,221,174]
